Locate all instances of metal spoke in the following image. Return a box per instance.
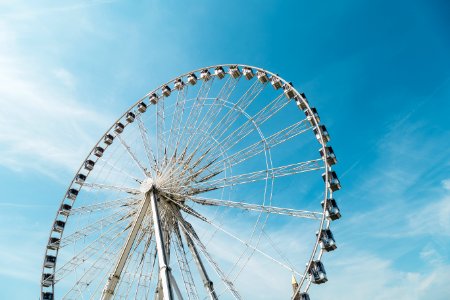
[55,218,132,284]
[117,134,151,177]
[177,217,239,300]
[61,207,135,247]
[183,119,312,185]
[192,78,264,157]
[136,114,158,176]
[156,92,166,169]
[99,157,144,183]
[202,92,289,164]
[175,79,215,164]
[83,182,140,195]
[69,197,139,216]
[166,87,188,161]
[61,225,131,299]
[186,196,322,220]
[171,226,199,300]
[175,202,303,277]
[185,159,324,191]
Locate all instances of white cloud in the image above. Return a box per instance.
[406,179,450,237]
[442,178,450,191]
[0,18,112,180]
[313,250,450,300]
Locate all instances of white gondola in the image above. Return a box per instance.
[104,134,114,145]
[313,125,330,144]
[215,66,225,79]
[187,73,197,85]
[321,198,341,220]
[47,237,60,250]
[53,220,65,233]
[305,107,320,125]
[322,171,341,192]
[257,70,269,83]
[319,146,337,166]
[84,159,95,171]
[75,173,86,184]
[137,101,147,113]
[271,75,282,90]
[200,69,212,81]
[283,82,296,99]
[229,65,241,79]
[242,67,254,80]
[174,78,185,90]
[42,292,54,300]
[317,229,337,252]
[94,146,104,157]
[42,274,53,287]
[295,93,308,110]
[126,112,135,123]
[44,255,57,268]
[114,122,125,134]
[162,85,171,97]
[67,188,78,200]
[60,204,72,216]
[300,293,310,300]
[309,260,328,284]
[149,93,159,104]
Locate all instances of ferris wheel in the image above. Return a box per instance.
[41,64,342,300]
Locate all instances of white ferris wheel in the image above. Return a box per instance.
[41,64,342,300]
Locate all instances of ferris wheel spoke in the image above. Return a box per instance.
[55,221,131,284]
[178,80,265,178]
[134,233,157,299]
[186,119,313,183]
[159,128,218,186]
[190,159,324,191]
[192,93,286,171]
[60,207,136,247]
[177,216,238,300]
[208,93,290,163]
[219,119,311,169]
[191,76,241,146]
[176,202,303,278]
[180,76,240,160]
[171,225,200,300]
[113,238,148,299]
[159,132,230,191]
[166,88,188,161]
[83,182,140,195]
[186,196,322,220]
[69,197,140,216]
[136,114,158,176]
[116,134,151,177]
[203,79,264,149]
[99,157,143,183]
[60,225,131,299]
[176,79,215,164]
[156,92,167,169]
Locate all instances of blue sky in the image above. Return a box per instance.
[0,0,449,299]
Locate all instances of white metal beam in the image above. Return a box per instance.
[101,189,152,300]
[150,189,174,300]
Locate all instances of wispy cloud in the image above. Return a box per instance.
[314,250,450,300]
[0,18,112,180]
[0,0,118,20]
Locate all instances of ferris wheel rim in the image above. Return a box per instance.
[41,63,339,300]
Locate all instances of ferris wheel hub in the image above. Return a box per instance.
[139,177,155,193]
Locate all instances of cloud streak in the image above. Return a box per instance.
[0,19,112,180]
